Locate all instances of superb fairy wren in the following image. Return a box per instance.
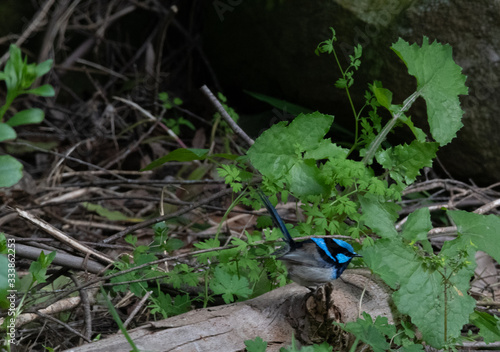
[259,192,361,287]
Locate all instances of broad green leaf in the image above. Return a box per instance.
[375,140,438,186]
[448,210,500,263]
[248,112,334,196]
[0,155,23,188]
[401,207,432,242]
[35,59,53,77]
[393,236,476,348]
[141,148,209,171]
[0,123,17,142]
[359,194,400,238]
[303,139,348,160]
[7,108,44,127]
[362,238,420,289]
[391,37,468,145]
[470,311,500,344]
[25,84,55,97]
[289,158,327,196]
[209,266,252,304]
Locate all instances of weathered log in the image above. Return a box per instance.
[66,270,393,352]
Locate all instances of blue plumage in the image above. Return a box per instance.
[259,192,360,287]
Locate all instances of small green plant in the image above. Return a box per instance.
[158,92,194,135]
[0,44,55,187]
[0,232,56,352]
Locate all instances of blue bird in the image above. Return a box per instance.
[259,192,361,287]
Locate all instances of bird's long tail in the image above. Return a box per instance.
[258,191,294,245]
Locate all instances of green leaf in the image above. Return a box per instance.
[141,148,209,171]
[362,238,420,289]
[289,158,328,196]
[82,202,142,222]
[0,123,17,142]
[29,250,56,283]
[470,311,500,344]
[4,45,21,90]
[25,84,55,97]
[193,238,220,264]
[373,85,393,109]
[209,266,252,304]
[7,108,44,127]
[35,59,53,77]
[149,292,191,318]
[375,140,438,186]
[0,155,23,188]
[244,337,268,352]
[448,210,500,263]
[391,37,468,145]
[401,207,432,242]
[402,115,427,142]
[393,236,476,348]
[359,194,400,238]
[339,312,394,352]
[247,112,335,196]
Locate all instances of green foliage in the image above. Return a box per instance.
[337,313,398,352]
[212,30,491,350]
[391,37,468,146]
[158,92,194,136]
[0,44,54,187]
[159,92,183,110]
[1,242,56,350]
[469,311,500,344]
[108,219,285,319]
[121,28,490,350]
[247,112,338,197]
[244,336,268,352]
[209,266,252,304]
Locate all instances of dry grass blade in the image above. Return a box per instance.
[15,208,114,264]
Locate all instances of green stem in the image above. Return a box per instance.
[331,48,360,152]
[362,90,420,165]
[443,267,448,345]
[0,91,18,122]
